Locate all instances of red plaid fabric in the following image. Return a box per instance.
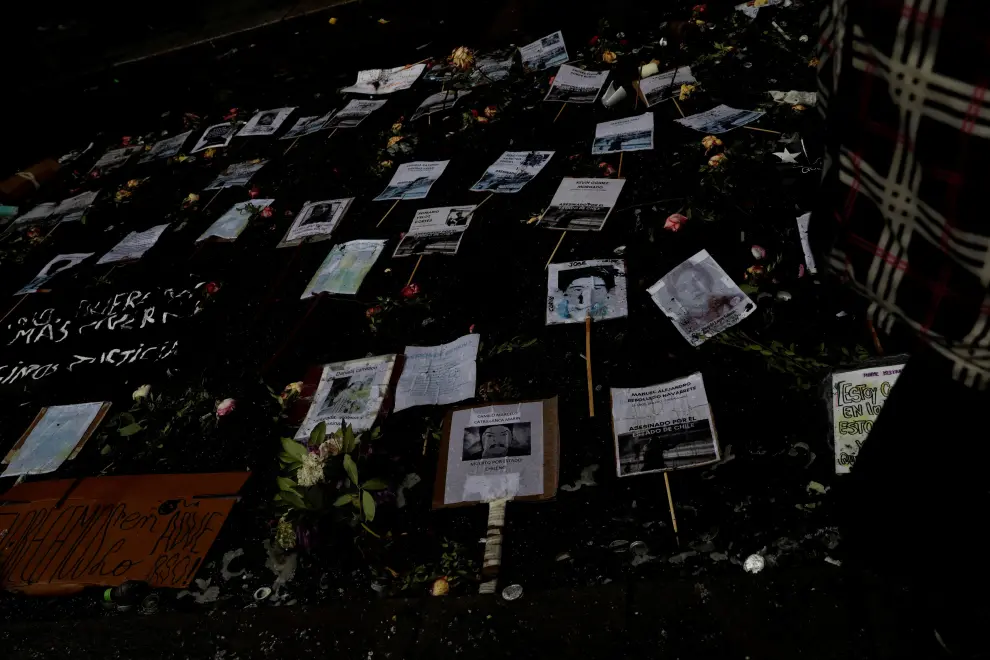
[816,0,990,389]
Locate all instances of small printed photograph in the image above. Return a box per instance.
[393,232,462,257]
[540,203,611,231]
[545,83,599,104]
[462,422,532,460]
[318,374,374,417]
[547,260,627,324]
[541,33,562,48]
[616,421,717,475]
[299,201,341,227]
[376,176,435,200]
[591,128,653,155]
[444,207,473,227]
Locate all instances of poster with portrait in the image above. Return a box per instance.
[546,259,627,325]
[519,31,569,71]
[831,363,905,474]
[647,249,756,346]
[190,122,237,153]
[611,373,720,478]
[196,199,274,243]
[17,253,94,295]
[236,107,296,137]
[394,334,479,412]
[278,198,354,247]
[340,64,427,95]
[470,151,554,194]
[393,205,476,258]
[139,130,193,163]
[540,177,625,231]
[2,402,111,478]
[295,355,398,440]
[433,398,560,508]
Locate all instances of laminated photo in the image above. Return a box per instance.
[90,146,143,173]
[547,259,628,325]
[280,112,335,140]
[295,355,398,440]
[674,104,766,134]
[647,249,757,346]
[611,373,720,477]
[592,113,655,154]
[340,64,427,95]
[374,161,449,201]
[540,177,626,231]
[191,122,237,153]
[394,334,480,412]
[832,364,905,473]
[325,100,387,129]
[204,160,268,190]
[470,151,554,194]
[17,253,94,294]
[544,65,609,104]
[640,66,697,106]
[301,239,387,298]
[139,130,193,163]
[236,107,296,137]
[425,52,514,88]
[520,31,569,71]
[2,402,110,478]
[278,198,353,247]
[393,205,476,258]
[410,90,471,121]
[196,199,274,243]
[97,223,170,265]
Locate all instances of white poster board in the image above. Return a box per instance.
[592,113,655,154]
[395,334,479,412]
[191,122,237,153]
[470,151,554,193]
[832,364,904,473]
[325,100,387,129]
[196,199,274,242]
[640,66,697,106]
[520,31,569,70]
[17,253,94,294]
[301,239,386,298]
[544,65,609,104]
[373,161,449,201]
[2,402,107,478]
[674,104,765,134]
[204,160,268,190]
[341,64,427,95]
[546,259,628,325]
[139,131,193,163]
[393,205,475,257]
[237,107,296,137]
[295,355,398,440]
[278,198,353,247]
[540,177,625,231]
[97,224,170,265]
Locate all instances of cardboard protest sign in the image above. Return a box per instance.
[544,65,609,103]
[204,160,268,190]
[674,104,765,134]
[2,402,110,478]
[301,239,386,298]
[433,398,560,508]
[395,334,479,412]
[190,122,237,153]
[520,31,569,70]
[471,151,554,194]
[17,253,94,294]
[374,161,449,201]
[648,250,756,346]
[294,354,398,440]
[278,198,353,247]
[393,205,475,257]
[540,177,625,231]
[341,64,426,95]
[97,224,169,265]
[592,113,655,155]
[0,472,249,594]
[547,259,628,325]
[196,200,274,243]
[325,100,387,129]
[639,66,697,106]
[139,131,193,163]
[611,373,720,477]
[832,363,905,473]
[236,107,296,137]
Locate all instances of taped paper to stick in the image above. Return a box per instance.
[295,354,397,439]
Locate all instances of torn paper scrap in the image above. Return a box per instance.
[796,212,817,274]
[394,334,479,412]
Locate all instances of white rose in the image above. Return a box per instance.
[132,384,151,401]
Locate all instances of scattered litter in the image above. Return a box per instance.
[264,539,297,599]
[608,539,629,552]
[807,481,828,495]
[824,556,842,567]
[769,90,817,106]
[799,34,809,42]
[776,291,793,301]
[561,464,598,491]
[555,552,572,561]
[254,586,272,601]
[601,83,627,108]
[709,552,728,562]
[613,245,626,256]
[743,554,765,574]
[397,473,422,508]
[502,584,523,601]
[631,551,656,567]
[221,548,246,580]
[668,550,698,565]
[629,541,649,556]
[788,442,816,469]
[139,593,160,615]
[178,578,221,603]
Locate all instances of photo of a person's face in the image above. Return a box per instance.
[258,113,276,126]
[563,276,608,318]
[481,425,511,458]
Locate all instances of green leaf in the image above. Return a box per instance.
[276,476,298,492]
[310,421,327,446]
[361,478,388,491]
[280,437,307,462]
[118,423,144,437]
[362,490,377,522]
[342,425,358,454]
[333,494,352,507]
[343,454,359,485]
[280,490,307,510]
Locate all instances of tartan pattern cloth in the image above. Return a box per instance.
[816,0,990,389]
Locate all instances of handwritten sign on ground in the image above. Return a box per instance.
[0,472,249,594]
[832,363,904,473]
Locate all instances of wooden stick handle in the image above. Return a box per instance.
[585,315,595,417]
[376,199,400,228]
[545,231,567,269]
[663,472,679,534]
[478,499,507,594]
[744,125,782,135]
[618,152,625,179]
[553,102,568,123]
[406,254,423,287]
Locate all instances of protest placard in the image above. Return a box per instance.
[97,224,170,265]
[547,259,627,324]
[470,151,554,194]
[520,31,569,70]
[674,104,766,134]
[374,161,449,201]
[139,131,193,163]
[832,363,905,473]
[301,239,386,298]
[410,90,471,121]
[295,354,398,439]
[237,107,296,137]
[393,205,475,257]
[324,100,387,129]
[544,65,609,103]
[540,178,625,231]
[204,160,268,190]
[640,66,697,106]
[278,198,353,247]
[2,402,111,478]
[592,113,655,154]
[341,64,427,95]
[17,253,94,294]
[196,200,274,242]
[190,122,237,153]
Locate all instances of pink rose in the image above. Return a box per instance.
[216,398,236,417]
[664,213,688,232]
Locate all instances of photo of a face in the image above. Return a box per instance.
[461,422,532,460]
[550,264,622,322]
[257,113,277,127]
[670,265,743,324]
[445,208,472,227]
[300,203,336,227]
[319,374,373,417]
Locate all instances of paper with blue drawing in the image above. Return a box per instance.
[546,259,628,325]
[2,402,107,478]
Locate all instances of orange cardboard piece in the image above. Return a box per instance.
[0,472,249,595]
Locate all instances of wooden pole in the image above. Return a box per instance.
[545,231,567,269]
[376,199,400,228]
[202,188,223,212]
[406,254,423,287]
[0,295,28,326]
[618,152,625,179]
[282,137,300,156]
[553,103,568,123]
[663,472,679,534]
[474,192,495,211]
[672,98,686,118]
[585,314,595,417]
[867,319,884,355]
[478,499,507,594]
[744,126,783,135]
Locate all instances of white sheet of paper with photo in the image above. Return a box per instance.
[52,190,100,223]
[796,212,817,273]
[191,122,236,153]
[647,249,757,346]
[17,253,94,295]
[237,107,297,137]
[674,104,766,134]
[832,364,904,474]
[280,112,335,140]
[393,205,476,258]
[443,402,545,505]
[295,355,398,440]
[1,402,105,478]
[592,113,655,154]
[373,160,450,201]
[139,130,194,163]
[204,160,268,190]
[301,239,387,298]
[640,66,697,106]
[611,373,719,477]
[282,198,354,244]
[97,223,170,265]
[91,146,143,172]
[470,151,554,194]
[546,259,628,325]
[395,334,480,412]
[15,202,56,225]
[340,64,427,95]
[196,199,274,242]
[410,90,471,121]
[519,31,569,70]
[544,65,609,103]
[325,100,387,129]
[736,0,783,18]
[540,177,626,231]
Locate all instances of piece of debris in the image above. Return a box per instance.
[502,584,523,601]
[561,464,598,491]
[221,548,246,580]
[807,481,828,495]
[743,554,765,574]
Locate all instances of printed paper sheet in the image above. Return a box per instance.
[674,104,765,134]
[395,334,480,411]
[17,253,94,295]
[204,160,268,190]
[520,31,569,70]
[2,402,105,478]
[280,112,334,140]
[279,198,353,247]
[410,90,471,121]
[97,224,170,265]
[374,161,449,201]
[341,64,427,95]
[592,113,655,154]
[832,364,904,473]
[796,212,817,274]
[640,66,697,106]
[544,65,609,104]
[237,107,296,137]
[52,190,100,223]
[470,151,554,194]
[191,122,237,153]
[301,239,386,298]
[196,199,274,243]
[325,100,387,129]
[139,130,193,163]
[540,177,626,231]
[295,355,397,439]
[91,146,143,173]
[393,205,475,257]
[547,259,628,325]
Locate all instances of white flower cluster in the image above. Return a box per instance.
[297,452,327,487]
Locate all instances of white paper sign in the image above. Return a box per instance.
[139,131,194,163]
[280,112,335,140]
[393,205,476,258]
[295,355,397,440]
[325,100,387,129]
[204,160,268,190]
[520,31,569,71]
[410,90,471,121]
[611,373,720,477]
[17,253,94,294]
[545,65,609,104]
[648,249,757,346]
[2,402,105,478]
[191,122,237,153]
[796,212,817,274]
[640,66,697,106]
[674,104,766,134]
[279,198,353,247]
[592,113,655,154]
[196,199,274,243]
[601,82,628,108]
[374,161,449,201]
[301,239,387,298]
[14,203,56,225]
[91,146,143,173]
[97,224,170,265]
[540,177,626,231]
[341,64,427,95]
[395,334,480,412]
[832,364,904,473]
[237,107,296,137]
[547,259,628,325]
[470,151,554,193]
[46,190,100,224]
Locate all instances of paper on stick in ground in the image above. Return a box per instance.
[601,82,627,108]
[611,373,720,477]
[139,130,193,163]
[395,334,480,412]
[301,239,387,298]
[237,107,296,137]
[831,364,904,474]
[191,122,237,153]
[410,90,471,121]
[295,355,398,440]
[540,177,626,231]
[204,160,268,190]
[17,253,94,295]
[325,100,387,129]
[544,65,609,103]
[547,259,628,325]
[196,199,274,243]
[279,198,353,247]
[90,146,143,173]
[52,190,100,223]
[340,64,427,95]
[648,249,757,346]
[519,31,569,70]
[374,161,449,201]
[796,212,817,274]
[674,104,765,134]
[97,223,170,265]
[592,113,655,154]
[280,112,335,140]
[393,205,476,258]
[2,402,107,478]
[640,66,697,106]
[471,151,554,194]
[14,203,55,225]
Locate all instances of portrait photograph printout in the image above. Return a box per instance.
[301,239,387,298]
[591,113,655,155]
[295,355,398,440]
[2,402,109,478]
[520,31,569,70]
[374,161,450,201]
[647,249,756,346]
[196,199,274,243]
[470,151,554,194]
[52,190,100,224]
[237,107,296,137]
[410,90,471,121]
[832,363,905,474]
[280,112,335,140]
[97,223,170,265]
[540,177,625,231]
[341,64,427,95]
[640,66,697,106]
[191,122,237,153]
[17,253,94,295]
[393,205,475,258]
[394,334,480,412]
[611,374,719,477]
[547,260,628,325]
[674,104,766,134]
[90,146,143,173]
[324,100,387,129]
[279,198,354,247]
[205,160,268,190]
[139,130,193,163]
[544,65,609,104]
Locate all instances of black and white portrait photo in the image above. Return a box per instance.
[461,422,532,460]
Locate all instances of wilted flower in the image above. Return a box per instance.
[126,179,141,189]
[379,160,394,169]
[746,264,765,279]
[484,105,498,118]
[808,57,820,68]
[475,116,489,124]
[450,46,475,71]
[548,75,555,87]
[275,515,296,550]
[589,35,600,46]
[792,104,807,112]
[431,577,450,596]
[620,39,629,46]
[702,135,723,153]
[679,84,697,101]
[205,281,221,294]
[693,4,707,12]
[401,283,420,299]
[223,108,238,121]
[203,148,217,159]
[216,398,236,417]
[366,305,383,318]
[297,451,327,487]
[708,153,727,168]
[26,227,41,240]
[121,136,132,146]
[751,245,767,260]
[318,435,343,459]
[665,213,688,232]
[283,381,303,398]
[249,185,260,199]
[114,189,132,203]
[391,120,403,134]
[469,324,476,333]
[328,17,338,24]
[90,169,101,179]
[599,162,617,177]
[602,50,618,64]
[798,264,806,278]
[387,136,403,148]
[132,384,152,401]
[183,192,200,207]
[260,206,274,218]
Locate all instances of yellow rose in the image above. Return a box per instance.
[702,135,723,153]
[708,153,727,168]
[450,46,475,71]
[602,50,618,64]
[679,84,697,101]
